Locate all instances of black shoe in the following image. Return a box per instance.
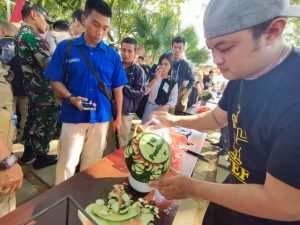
[20,151,36,164]
[211,142,222,147]
[32,154,58,170]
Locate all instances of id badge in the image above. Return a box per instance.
[162,82,169,93]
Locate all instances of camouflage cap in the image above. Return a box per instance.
[22,2,55,24]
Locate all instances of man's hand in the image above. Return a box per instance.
[113,116,122,134]
[178,88,190,98]
[149,111,177,127]
[149,169,194,200]
[0,164,23,197]
[69,96,88,111]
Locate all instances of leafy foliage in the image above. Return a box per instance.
[286,0,300,46]
[108,0,139,43]
[291,0,300,4]
[133,12,177,61]
[31,0,83,20]
[106,0,184,44]
[179,26,209,66]
[53,0,82,10]
[0,1,12,23]
[0,0,84,23]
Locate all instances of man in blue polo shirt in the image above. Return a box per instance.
[44,0,127,184]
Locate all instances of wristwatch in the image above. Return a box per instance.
[0,154,18,170]
[65,94,74,104]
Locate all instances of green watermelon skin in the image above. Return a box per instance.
[79,203,154,225]
[125,133,171,183]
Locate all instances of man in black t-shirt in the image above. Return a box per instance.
[149,0,300,224]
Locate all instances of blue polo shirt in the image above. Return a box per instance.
[44,34,127,123]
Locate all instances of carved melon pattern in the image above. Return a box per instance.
[125,133,171,183]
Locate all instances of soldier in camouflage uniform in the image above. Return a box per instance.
[15,2,59,169]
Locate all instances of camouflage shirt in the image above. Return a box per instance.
[15,24,57,107]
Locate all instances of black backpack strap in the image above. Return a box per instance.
[76,45,118,130]
[64,40,72,84]
[75,45,113,101]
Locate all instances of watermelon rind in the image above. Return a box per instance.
[91,203,141,222]
[124,132,172,183]
[81,203,154,225]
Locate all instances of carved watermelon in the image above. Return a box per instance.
[125,132,172,183]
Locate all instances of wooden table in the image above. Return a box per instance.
[0,138,205,225]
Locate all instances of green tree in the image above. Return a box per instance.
[2,0,84,22]
[30,0,83,20]
[1,0,185,42]
[0,1,7,23]
[286,0,300,46]
[133,12,177,61]
[108,0,138,43]
[0,0,13,23]
[179,26,210,66]
[107,0,185,44]
[291,0,300,4]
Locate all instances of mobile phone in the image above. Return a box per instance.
[81,102,96,110]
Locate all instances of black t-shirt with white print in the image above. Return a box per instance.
[203,48,300,225]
